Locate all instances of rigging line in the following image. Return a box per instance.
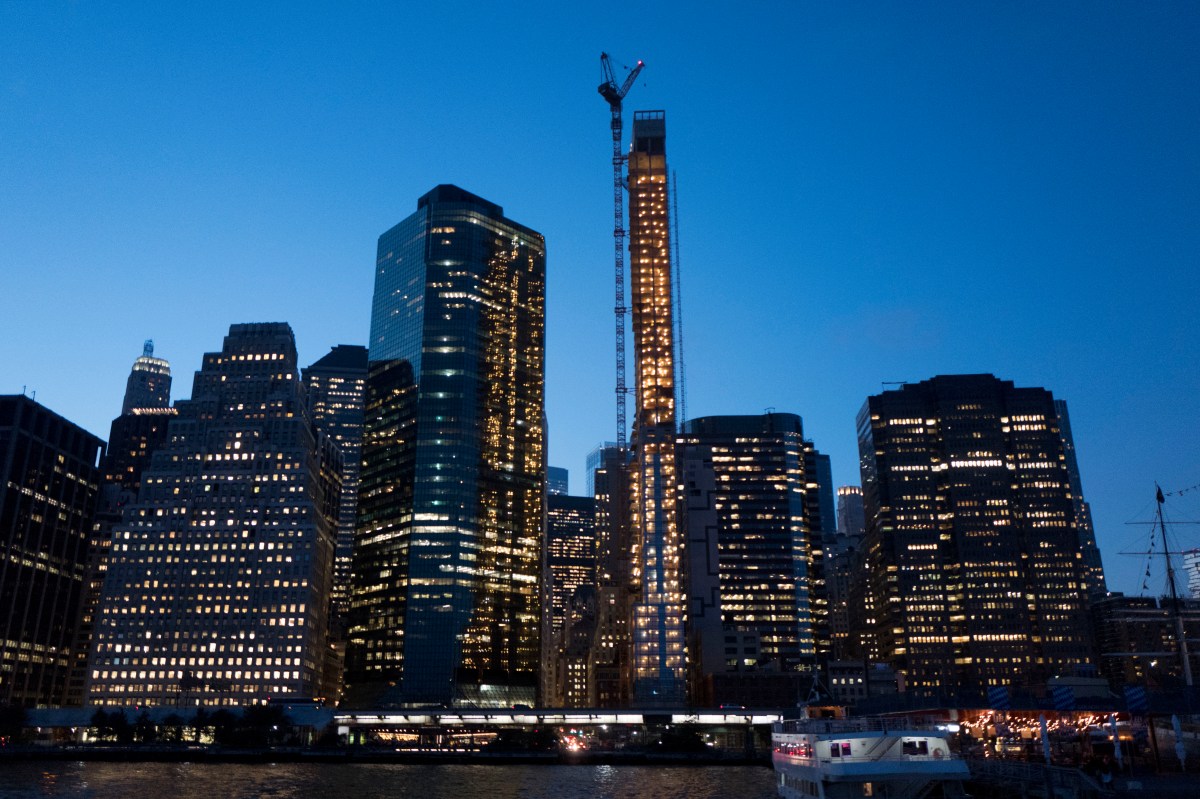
[1165,481,1200,496]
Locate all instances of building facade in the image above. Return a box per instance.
[0,396,103,706]
[1055,400,1106,597]
[345,185,546,708]
[67,342,177,705]
[679,414,819,705]
[1091,593,1200,689]
[627,110,687,706]
[855,374,1095,698]
[86,323,341,706]
[540,493,597,707]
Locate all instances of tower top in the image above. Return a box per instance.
[143,339,154,357]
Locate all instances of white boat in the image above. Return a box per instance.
[772,716,970,799]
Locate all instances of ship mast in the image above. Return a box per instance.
[1155,484,1194,687]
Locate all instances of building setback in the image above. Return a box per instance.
[345,185,545,708]
[855,374,1095,697]
[680,414,817,704]
[87,323,341,706]
[0,396,103,706]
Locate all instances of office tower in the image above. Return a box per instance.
[541,493,596,705]
[836,486,865,537]
[0,396,103,706]
[803,444,836,663]
[121,340,172,415]
[346,185,546,708]
[66,342,178,705]
[1055,400,1106,597]
[827,487,866,661]
[855,374,1095,697]
[627,110,686,705]
[680,414,816,705]
[1091,593,1200,688]
[87,323,340,706]
[547,466,569,496]
[303,344,367,702]
[585,441,617,498]
[589,443,633,707]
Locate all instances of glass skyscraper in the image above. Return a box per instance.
[346,185,546,708]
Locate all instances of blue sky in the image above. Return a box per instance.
[2,2,1197,595]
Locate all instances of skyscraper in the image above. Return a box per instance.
[67,342,177,705]
[680,414,817,696]
[0,395,103,706]
[855,374,1095,697]
[541,493,597,705]
[547,466,569,496]
[346,185,546,708]
[87,323,341,706]
[627,110,686,706]
[827,486,866,660]
[1055,399,1106,597]
[303,344,367,701]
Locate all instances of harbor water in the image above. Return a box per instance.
[0,762,777,799]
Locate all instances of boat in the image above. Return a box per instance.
[772,716,970,798]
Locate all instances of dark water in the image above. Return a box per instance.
[0,762,777,799]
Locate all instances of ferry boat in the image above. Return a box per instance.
[772,716,969,799]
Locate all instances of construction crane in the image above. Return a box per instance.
[598,52,643,451]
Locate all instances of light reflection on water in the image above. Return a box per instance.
[0,762,777,799]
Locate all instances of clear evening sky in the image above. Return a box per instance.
[2,2,1197,596]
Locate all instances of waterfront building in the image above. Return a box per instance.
[86,323,341,706]
[66,342,177,705]
[1090,592,1200,689]
[0,396,103,706]
[547,466,569,496]
[826,660,900,706]
[303,344,367,700]
[627,110,686,706]
[855,374,1095,698]
[345,185,546,708]
[679,413,821,705]
[1055,400,1107,597]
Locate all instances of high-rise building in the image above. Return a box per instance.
[588,444,633,708]
[87,323,341,706]
[121,340,172,415]
[346,185,546,708]
[303,344,367,701]
[679,414,817,704]
[855,374,1095,697]
[836,486,865,538]
[626,110,686,706]
[547,466,569,496]
[541,493,596,705]
[585,441,617,498]
[803,444,836,663]
[67,342,177,705]
[827,486,866,661]
[0,396,103,706]
[1055,400,1106,597]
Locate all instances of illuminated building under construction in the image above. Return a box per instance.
[626,110,687,705]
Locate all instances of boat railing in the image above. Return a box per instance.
[774,717,944,735]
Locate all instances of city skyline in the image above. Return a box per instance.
[2,2,1198,598]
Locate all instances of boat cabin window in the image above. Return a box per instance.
[829,742,852,757]
[902,739,929,756]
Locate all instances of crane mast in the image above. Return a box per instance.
[598,52,643,450]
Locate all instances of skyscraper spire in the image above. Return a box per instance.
[122,339,171,414]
